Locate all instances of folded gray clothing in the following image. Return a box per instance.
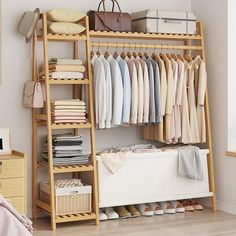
[53,140,83,146]
[53,145,84,151]
[178,146,204,181]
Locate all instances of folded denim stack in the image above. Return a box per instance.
[40,58,86,80]
[51,99,86,124]
[42,133,90,166]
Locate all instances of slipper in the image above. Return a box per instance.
[99,209,108,221]
[105,207,119,220]
[170,201,185,213]
[136,204,154,216]
[147,203,164,215]
[126,205,141,217]
[114,206,132,218]
[189,200,204,211]
[179,200,194,212]
[159,202,176,214]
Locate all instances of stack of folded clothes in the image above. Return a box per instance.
[42,133,90,166]
[51,99,86,124]
[40,58,86,80]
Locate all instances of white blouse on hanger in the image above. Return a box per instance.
[91,54,106,129]
[100,55,112,129]
[133,58,144,124]
[126,58,138,124]
[107,55,123,127]
[139,59,150,124]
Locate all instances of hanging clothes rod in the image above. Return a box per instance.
[90,42,202,50]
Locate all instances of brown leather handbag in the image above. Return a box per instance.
[87,0,132,32]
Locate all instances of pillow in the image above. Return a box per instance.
[48,22,86,35]
[47,9,86,22]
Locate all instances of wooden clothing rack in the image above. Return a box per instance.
[32,14,99,230]
[89,22,216,212]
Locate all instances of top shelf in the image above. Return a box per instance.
[89,30,202,41]
[37,34,87,42]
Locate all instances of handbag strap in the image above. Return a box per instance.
[32,31,39,82]
[97,0,121,12]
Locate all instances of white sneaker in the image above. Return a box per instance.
[136,204,154,216]
[159,202,176,214]
[147,203,164,215]
[99,209,108,221]
[170,201,185,213]
[105,207,119,220]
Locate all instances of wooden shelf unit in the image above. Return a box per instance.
[89,22,217,212]
[32,14,99,230]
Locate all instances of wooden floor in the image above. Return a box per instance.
[34,210,236,236]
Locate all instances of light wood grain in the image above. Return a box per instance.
[33,210,236,236]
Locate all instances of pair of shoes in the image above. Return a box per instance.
[126,205,141,217]
[159,201,185,214]
[148,203,164,215]
[114,206,132,218]
[179,200,204,211]
[136,204,154,216]
[99,208,119,221]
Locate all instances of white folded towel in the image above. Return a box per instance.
[100,152,129,174]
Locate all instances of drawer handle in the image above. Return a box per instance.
[0,162,2,174]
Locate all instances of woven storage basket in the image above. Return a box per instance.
[40,181,92,215]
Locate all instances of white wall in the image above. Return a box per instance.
[191,0,236,214]
[228,0,236,150]
[0,0,191,216]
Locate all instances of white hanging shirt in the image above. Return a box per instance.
[91,54,106,129]
[107,55,123,127]
[100,55,112,129]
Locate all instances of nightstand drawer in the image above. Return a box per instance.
[0,178,24,197]
[8,196,25,214]
[0,159,24,179]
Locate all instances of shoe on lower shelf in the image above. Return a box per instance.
[159,202,176,214]
[147,203,164,215]
[105,207,119,220]
[126,205,141,217]
[136,204,154,216]
[99,209,108,221]
[170,201,185,213]
[189,200,204,211]
[114,206,132,219]
[179,200,195,212]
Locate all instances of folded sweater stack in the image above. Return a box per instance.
[40,58,86,80]
[51,99,86,124]
[42,133,90,166]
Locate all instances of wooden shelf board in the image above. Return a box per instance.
[55,212,96,223]
[226,151,236,157]
[36,200,51,213]
[37,34,86,42]
[51,122,92,129]
[37,162,94,173]
[89,30,202,40]
[48,79,89,85]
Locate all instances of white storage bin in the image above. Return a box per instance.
[97,149,212,208]
[132,10,196,34]
[40,181,92,215]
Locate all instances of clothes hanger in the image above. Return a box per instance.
[104,43,110,59]
[177,54,185,62]
[151,44,157,60]
[91,43,95,58]
[144,43,149,58]
[113,43,119,59]
[132,43,138,58]
[96,42,101,56]
[126,43,132,58]
[184,54,192,62]
[138,44,143,58]
[120,43,126,59]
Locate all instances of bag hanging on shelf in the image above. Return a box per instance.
[23,32,44,108]
[87,0,132,32]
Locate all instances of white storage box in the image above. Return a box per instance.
[132,10,196,34]
[40,181,92,215]
[97,149,212,208]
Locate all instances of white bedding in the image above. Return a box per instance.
[0,207,31,236]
